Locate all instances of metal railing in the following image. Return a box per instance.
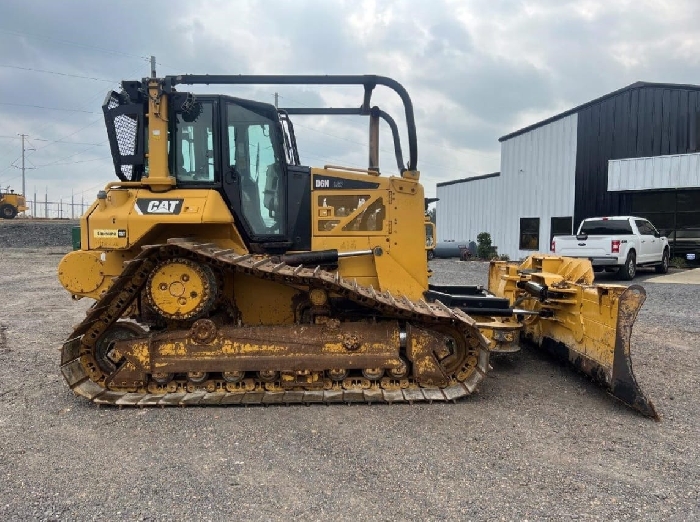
[21,195,90,219]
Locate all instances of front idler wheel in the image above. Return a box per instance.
[432,325,468,374]
[94,322,146,373]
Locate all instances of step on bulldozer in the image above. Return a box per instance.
[57,70,657,418]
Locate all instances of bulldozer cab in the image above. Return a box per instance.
[103,74,419,256]
[171,95,288,241]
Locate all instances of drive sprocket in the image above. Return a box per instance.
[145,258,218,320]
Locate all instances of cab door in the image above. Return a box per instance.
[221,99,288,250]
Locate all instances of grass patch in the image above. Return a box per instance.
[670,257,689,269]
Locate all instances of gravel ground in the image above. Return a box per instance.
[0,223,698,521]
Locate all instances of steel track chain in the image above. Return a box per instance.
[60,240,490,407]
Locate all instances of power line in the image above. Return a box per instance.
[32,118,103,151]
[32,139,106,146]
[0,102,96,114]
[0,134,107,180]
[0,64,118,83]
[20,63,148,155]
[0,149,15,165]
[71,182,110,197]
[22,94,109,146]
[0,156,20,176]
[0,122,104,177]
[0,62,146,169]
[34,156,108,168]
[0,124,103,183]
[0,28,151,61]
[33,141,107,168]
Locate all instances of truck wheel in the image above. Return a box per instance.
[655,248,669,274]
[0,204,17,219]
[618,250,636,280]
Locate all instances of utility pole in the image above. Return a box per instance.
[274,92,279,109]
[19,133,27,198]
[16,134,34,211]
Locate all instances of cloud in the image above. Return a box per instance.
[0,0,699,206]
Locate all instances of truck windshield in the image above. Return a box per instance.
[580,219,633,235]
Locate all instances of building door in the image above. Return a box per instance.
[629,189,700,261]
[550,216,573,245]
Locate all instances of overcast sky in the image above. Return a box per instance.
[0,0,698,209]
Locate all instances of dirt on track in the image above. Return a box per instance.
[0,224,698,521]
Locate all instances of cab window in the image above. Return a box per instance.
[174,101,216,183]
[227,103,285,236]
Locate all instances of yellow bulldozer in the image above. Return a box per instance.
[0,188,27,219]
[57,72,656,417]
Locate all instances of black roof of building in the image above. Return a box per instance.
[499,81,700,142]
[436,172,500,188]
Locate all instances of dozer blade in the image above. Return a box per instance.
[488,256,658,420]
[538,284,658,419]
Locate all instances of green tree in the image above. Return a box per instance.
[476,232,498,259]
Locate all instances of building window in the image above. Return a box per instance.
[519,217,540,250]
[550,216,573,244]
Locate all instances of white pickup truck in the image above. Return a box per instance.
[551,216,670,280]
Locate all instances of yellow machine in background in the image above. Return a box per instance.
[57,71,656,417]
[0,188,27,219]
[424,196,437,260]
[425,218,436,260]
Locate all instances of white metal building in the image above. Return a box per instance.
[437,82,700,260]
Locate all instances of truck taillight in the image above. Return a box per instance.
[611,239,620,254]
[551,239,555,252]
